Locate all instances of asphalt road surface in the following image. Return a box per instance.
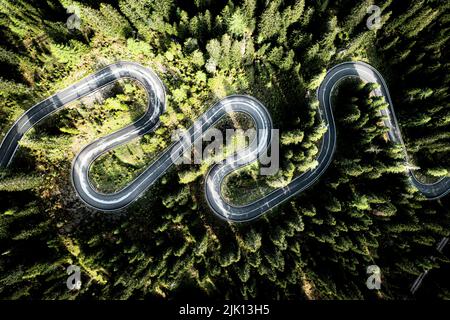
[0,61,448,222]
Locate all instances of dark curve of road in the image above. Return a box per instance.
[0,61,448,222]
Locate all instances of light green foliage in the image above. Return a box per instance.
[0,0,448,301]
[0,174,43,191]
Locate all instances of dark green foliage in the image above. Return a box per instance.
[0,0,448,300]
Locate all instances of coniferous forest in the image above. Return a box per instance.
[0,0,449,300]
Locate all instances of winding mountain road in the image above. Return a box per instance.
[0,61,448,222]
